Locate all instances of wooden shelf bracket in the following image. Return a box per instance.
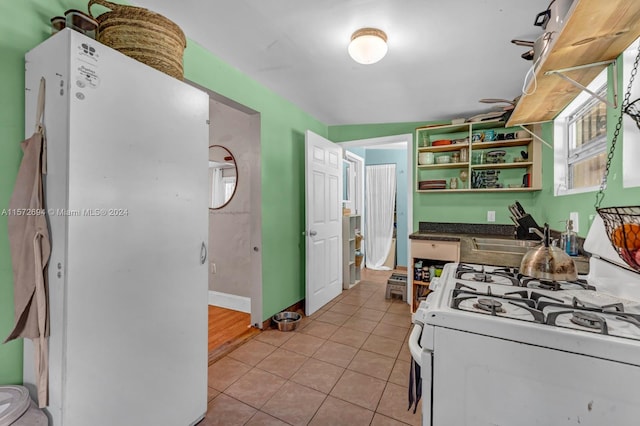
[516,125,552,150]
[544,59,618,108]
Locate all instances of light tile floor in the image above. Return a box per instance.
[203,269,421,426]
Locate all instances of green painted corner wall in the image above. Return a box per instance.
[329,53,639,240]
[0,0,326,384]
[182,42,327,322]
[329,121,541,230]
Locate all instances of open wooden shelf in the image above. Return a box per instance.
[507,0,640,126]
[417,162,469,170]
[416,187,539,193]
[471,138,532,149]
[471,161,534,170]
[418,144,470,153]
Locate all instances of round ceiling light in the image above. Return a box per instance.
[348,28,388,65]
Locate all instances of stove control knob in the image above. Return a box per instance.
[413,306,430,324]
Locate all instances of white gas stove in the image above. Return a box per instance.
[409,217,640,426]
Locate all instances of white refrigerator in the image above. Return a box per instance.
[23,29,209,425]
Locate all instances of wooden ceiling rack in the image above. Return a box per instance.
[506,0,640,126]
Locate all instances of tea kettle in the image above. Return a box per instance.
[519,223,577,281]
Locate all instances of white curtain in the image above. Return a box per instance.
[211,167,225,207]
[365,164,396,270]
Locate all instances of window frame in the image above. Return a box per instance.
[553,69,609,196]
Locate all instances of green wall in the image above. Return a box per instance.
[330,122,541,230]
[330,56,640,239]
[0,0,326,384]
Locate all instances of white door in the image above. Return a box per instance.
[305,130,343,315]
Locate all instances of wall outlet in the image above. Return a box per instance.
[210,263,217,274]
[570,212,579,233]
[487,211,496,222]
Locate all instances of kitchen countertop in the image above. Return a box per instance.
[410,222,590,274]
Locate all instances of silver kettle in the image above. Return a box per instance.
[519,223,577,281]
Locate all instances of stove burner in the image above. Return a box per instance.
[473,273,493,282]
[474,298,505,313]
[520,276,597,291]
[572,297,624,313]
[530,279,559,291]
[570,311,606,329]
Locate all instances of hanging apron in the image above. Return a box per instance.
[4,77,51,408]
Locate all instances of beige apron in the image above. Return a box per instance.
[4,78,51,408]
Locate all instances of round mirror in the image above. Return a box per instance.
[209,145,237,209]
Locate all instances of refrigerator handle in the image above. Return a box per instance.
[200,242,207,264]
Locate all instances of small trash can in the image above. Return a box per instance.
[0,385,48,425]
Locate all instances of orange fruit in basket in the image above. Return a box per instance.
[612,223,640,249]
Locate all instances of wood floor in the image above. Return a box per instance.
[208,306,260,364]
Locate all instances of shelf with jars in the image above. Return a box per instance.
[415,120,541,193]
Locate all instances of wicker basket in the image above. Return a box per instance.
[597,206,640,271]
[88,0,186,80]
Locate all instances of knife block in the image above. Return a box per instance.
[516,214,542,240]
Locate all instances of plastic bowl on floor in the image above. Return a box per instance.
[272,311,301,332]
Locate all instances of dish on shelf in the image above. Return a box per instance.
[436,155,451,164]
[452,137,469,145]
[432,139,452,146]
[486,149,506,164]
[418,180,447,190]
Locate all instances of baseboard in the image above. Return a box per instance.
[208,291,251,313]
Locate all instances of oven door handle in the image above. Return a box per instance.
[408,322,424,366]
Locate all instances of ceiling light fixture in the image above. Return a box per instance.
[348,28,388,65]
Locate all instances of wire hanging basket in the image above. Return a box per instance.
[595,42,640,272]
[597,207,640,271]
[624,98,640,129]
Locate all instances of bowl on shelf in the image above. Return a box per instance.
[436,155,451,164]
[432,139,452,147]
[418,152,434,165]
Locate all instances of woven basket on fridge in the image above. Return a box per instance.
[88,0,186,80]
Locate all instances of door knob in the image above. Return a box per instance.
[309,230,317,237]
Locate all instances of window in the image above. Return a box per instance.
[554,69,608,195]
[223,176,236,202]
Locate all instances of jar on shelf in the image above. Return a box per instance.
[414,261,423,281]
[460,147,469,162]
[452,152,460,163]
[422,266,430,282]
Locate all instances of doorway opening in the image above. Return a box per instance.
[339,134,413,299]
[190,82,264,362]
